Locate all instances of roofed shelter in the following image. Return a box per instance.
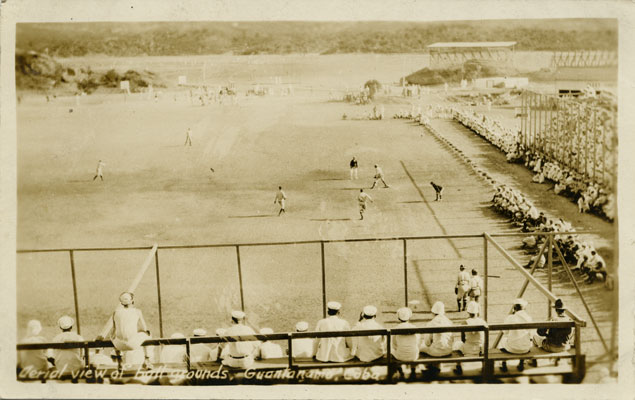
[427,42,516,69]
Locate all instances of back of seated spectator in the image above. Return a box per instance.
[351,305,385,362]
[18,320,49,375]
[392,307,420,362]
[420,301,453,357]
[190,328,216,363]
[532,299,573,353]
[160,333,187,364]
[256,328,284,360]
[292,322,315,359]
[48,316,84,375]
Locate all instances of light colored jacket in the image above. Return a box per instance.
[315,316,353,362]
[391,322,420,361]
[351,319,385,362]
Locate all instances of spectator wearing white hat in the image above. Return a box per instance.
[498,298,533,372]
[160,333,187,364]
[392,307,420,363]
[256,328,284,360]
[351,305,385,362]
[18,320,49,375]
[215,328,229,361]
[291,322,315,360]
[101,291,153,371]
[190,329,216,363]
[315,301,354,362]
[420,301,453,357]
[221,310,258,368]
[454,302,486,356]
[47,315,85,375]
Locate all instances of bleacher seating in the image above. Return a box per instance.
[17,320,583,384]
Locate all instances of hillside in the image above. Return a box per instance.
[16,19,617,57]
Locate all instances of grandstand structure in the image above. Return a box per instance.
[551,50,618,68]
[17,230,613,384]
[426,42,516,69]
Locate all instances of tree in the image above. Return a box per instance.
[364,79,381,100]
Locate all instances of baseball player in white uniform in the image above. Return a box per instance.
[370,165,390,189]
[93,160,106,181]
[358,189,373,220]
[274,186,287,216]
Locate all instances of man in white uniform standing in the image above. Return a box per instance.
[274,186,287,216]
[315,301,353,362]
[455,265,471,311]
[370,165,390,189]
[357,189,373,220]
[102,292,153,372]
[93,160,106,181]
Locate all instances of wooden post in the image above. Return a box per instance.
[403,239,408,307]
[155,250,164,338]
[483,235,488,321]
[69,250,81,335]
[321,241,326,318]
[235,246,245,311]
[547,235,552,319]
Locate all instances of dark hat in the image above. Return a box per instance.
[553,298,565,310]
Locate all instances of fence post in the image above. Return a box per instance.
[69,250,81,335]
[403,239,408,307]
[236,246,245,312]
[547,235,552,319]
[155,249,164,338]
[483,235,488,321]
[321,241,326,318]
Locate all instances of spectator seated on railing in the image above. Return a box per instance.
[256,328,284,360]
[291,322,315,360]
[452,301,486,375]
[190,329,217,363]
[351,305,386,362]
[316,301,354,362]
[532,299,573,353]
[420,301,453,359]
[47,316,84,376]
[221,311,258,369]
[498,299,533,372]
[18,320,49,376]
[160,333,187,364]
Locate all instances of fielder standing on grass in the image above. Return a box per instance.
[93,160,106,181]
[184,127,193,146]
[358,189,373,220]
[349,157,359,180]
[274,186,287,216]
[370,164,389,189]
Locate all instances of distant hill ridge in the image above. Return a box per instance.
[17,20,617,57]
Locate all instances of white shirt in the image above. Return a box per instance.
[19,335,49,372]
[96,161,106,174]
[291,338,315,359]
[351,319,385,362]
[112,307,144,343]
[391,322,420,362]
[190,343,216,363]
[374,166,384,177]
[50,331,84,373]
[422,314,453,356]
[315,316,353,362]
[274,190,287,203]
[457,271,471,290]
[461,317,486,355]
[160,344,187,364]
[358,192,373,205]
[224,323,257,358]
[257,342,284,360]
[499,312,533,354]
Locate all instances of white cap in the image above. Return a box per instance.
[327,301,342,311]
[215,328,226,336]
[26,320,42,337]
[295,321,309,332]
[259,327,273,334]
[58,315,74,330]
[397,307,412,321]
[431,301,445,315]
[513,298,528,308]
[363,305,377,317]
[192,328,207,337]
[119,292,133,306]
[466,301,480,315]
[231,310,246,320]
[170,332,185,339]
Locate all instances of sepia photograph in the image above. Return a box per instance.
[1,1,633,398]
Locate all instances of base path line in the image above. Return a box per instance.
[399,160,461,258]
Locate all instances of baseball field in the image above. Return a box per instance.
[15,54,615,364]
